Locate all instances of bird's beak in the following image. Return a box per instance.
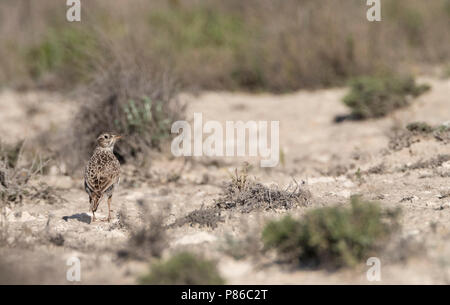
[114,135,122,140]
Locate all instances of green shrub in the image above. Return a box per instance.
[139,252,225,285]
[342,75,430,119]
[262,196,400,268]
[121,96,172,146]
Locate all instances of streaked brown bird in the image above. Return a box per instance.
[84,132,121,222]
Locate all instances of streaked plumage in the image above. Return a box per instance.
[84,132,121,222]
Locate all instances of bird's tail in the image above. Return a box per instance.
[90,192,103,213]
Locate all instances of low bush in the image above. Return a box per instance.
[342,75,430,119]
[262,196,400,268]
[139,252,225,285]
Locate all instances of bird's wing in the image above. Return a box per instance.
[98,173,119,194]
[85,165,97,196]
[87,170,118,194]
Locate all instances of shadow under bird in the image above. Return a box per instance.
[84,132,122,222]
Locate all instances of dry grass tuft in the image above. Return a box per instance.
[172,165,311,230]
[215,181,311,213]
[214,166,311,213]
[0,141,62,206]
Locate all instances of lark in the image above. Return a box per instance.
[84,132,121,222]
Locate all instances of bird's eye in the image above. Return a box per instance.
[104,135,108,139]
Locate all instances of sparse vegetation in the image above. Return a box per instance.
[0,141,60,206]
[138,252,225,285]
[1,1,450,92]
[172,165,311,230]
[215,180,311,212]
[341,75,430,120]
[262,196,401,269]
[389,122,450,151]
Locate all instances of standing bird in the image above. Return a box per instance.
[84,132,122,222]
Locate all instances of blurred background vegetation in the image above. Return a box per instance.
[0,0,449,93]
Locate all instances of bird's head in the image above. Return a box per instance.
[96,132,122,149]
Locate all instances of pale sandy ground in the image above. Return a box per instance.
[1,77,450,284]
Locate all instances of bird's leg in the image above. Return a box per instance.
[107,195,112,222]
[90,196,96,223]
